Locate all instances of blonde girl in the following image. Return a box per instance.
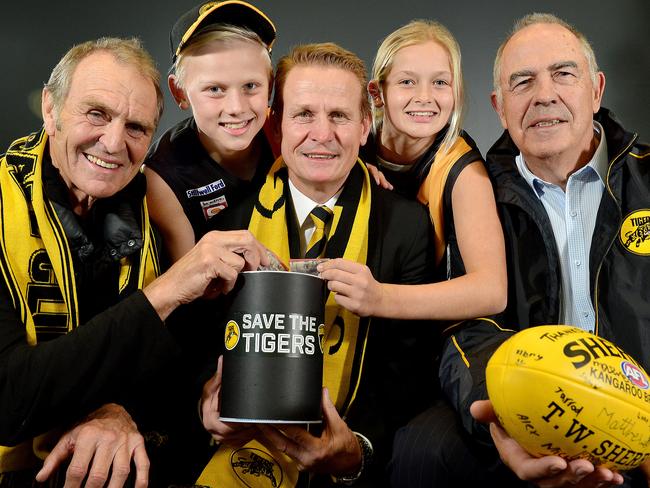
[320,20,506,321]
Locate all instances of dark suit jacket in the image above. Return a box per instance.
[213,163,438,487]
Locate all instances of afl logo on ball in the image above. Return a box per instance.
[621,361,649,389]
[225,320,240,351]
[620,209,650,255]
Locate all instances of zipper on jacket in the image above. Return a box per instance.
[592,133,637,335]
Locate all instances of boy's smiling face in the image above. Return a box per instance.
[171,38,271,162]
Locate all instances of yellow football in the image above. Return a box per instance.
[486,325,650,470]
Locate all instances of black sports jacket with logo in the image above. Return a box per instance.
[440,108,650,440]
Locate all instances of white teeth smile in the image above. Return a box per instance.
[87,154,118,169]
[534,119,562,127]
[222,120,249,129]
[305,154,335,160]
[407,111,435,116]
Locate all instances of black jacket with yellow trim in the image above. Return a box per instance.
[440,108,650,440]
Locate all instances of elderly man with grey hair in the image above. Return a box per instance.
[390,13,650,488]
[0,37,268,487]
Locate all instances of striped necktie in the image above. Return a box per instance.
[304,205,334,258]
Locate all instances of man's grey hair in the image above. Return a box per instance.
[45,37,164,126]
[493,13,599,105]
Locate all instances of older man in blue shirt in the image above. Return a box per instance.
[391,12,650,488]
[513,122,609,332]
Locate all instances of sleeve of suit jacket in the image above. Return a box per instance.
[349,189,437,485]
[438,318,514,443]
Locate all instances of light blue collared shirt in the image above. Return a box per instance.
[515,122,609,332]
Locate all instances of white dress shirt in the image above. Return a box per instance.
[288,179,340,256]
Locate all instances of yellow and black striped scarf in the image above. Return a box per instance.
[0,129,159,473]
[197,158,373,488]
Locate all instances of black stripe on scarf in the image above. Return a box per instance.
[253,167,287,219]
[323,164,365,259]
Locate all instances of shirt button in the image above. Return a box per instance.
[127,239,136,247]
[110,249,118,256]
[582,311,589,318]
[570,210,577,218]
[574,260,581,267]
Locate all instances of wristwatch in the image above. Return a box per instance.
[333,432,374,485]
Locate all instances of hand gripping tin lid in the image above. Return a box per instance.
[220,271,327,423]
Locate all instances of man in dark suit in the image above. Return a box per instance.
[197,42,437,487]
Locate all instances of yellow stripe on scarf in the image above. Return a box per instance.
[0,130,77,343]
[197,158,372,487]
[248,157,371,410]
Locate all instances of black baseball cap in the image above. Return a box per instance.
[170,1,276,63]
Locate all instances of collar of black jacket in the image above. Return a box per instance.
[42,149,146,262]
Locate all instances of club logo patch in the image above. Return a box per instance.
[201,195,228,220]
[225,320,240,351]
[230,448,283,487]
[620,209,650,256]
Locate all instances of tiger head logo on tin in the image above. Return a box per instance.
[225,320,240,351]
[230,448,283,487]
[620,209,650,256]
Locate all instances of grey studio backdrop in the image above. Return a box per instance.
[1,0,648,155]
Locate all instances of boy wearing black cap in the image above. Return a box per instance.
[145,1,277,263]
